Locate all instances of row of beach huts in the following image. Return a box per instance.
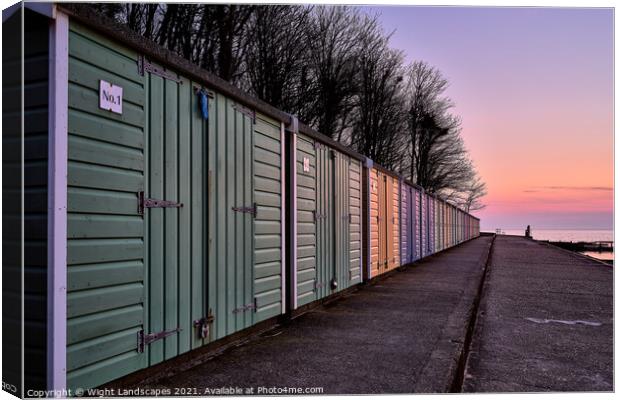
[7,4,479,393]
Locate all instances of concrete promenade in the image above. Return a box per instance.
[129,234,612,394]
[142,236,493,394]
[462,235,613,392]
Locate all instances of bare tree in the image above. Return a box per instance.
[457,175,487,212]
[243,5,313,112]
[402,60,486,209]
[87,4,487,209]
[405,61,452,182]
[301,6,365,140]
[347,16,408,171]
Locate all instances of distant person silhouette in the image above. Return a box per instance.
[525,225,532,238]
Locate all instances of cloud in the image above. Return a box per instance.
[532,186,613,192]
[523,190,539,193]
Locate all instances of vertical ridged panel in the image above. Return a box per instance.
[384,174,392,270]
[420,192,427,257]
[399,183,408,264]
[368,168,379,278]
[145,66,206,366]
[414,188,421,260]
[390,176,400,270]
[428,196,436,254]
[375,169,387,275]
[313,144,340,300]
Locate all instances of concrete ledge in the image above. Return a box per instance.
[413,235,495,393]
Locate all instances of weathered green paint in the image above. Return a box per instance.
[296,135,317,306]
[295,135,362,306]
[65,21,287,390]
[143,62,207,365]
[207,96,284,337]
[66,22,147,390]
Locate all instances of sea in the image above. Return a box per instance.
[498,229,614,262]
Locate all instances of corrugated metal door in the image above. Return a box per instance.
[208,95,255,339]
[209,102,284,334]
[420,193,426,257]
[402,184,416,264]
[415,188,421,259]
[428,197,434,254]
[299,141,361,301]
[370,168,392,277]
[399,183,409,264]
[389,176,400,269]
[334,152,348,290]
[145,64,208,365]
[380,172,387,271]
[369,168,379,278]
[385,175,394,270]
[436,201,441,251]
[315,143,333,298]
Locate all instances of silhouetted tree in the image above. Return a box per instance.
[347,15,407,171]
[302,6,365,140]
[87,4,486,209]
[243,5,313,112]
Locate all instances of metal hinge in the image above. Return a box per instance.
[232,299,257,314]
[138,191,183,215]
[193,309,215,339]
[232,203,257,217]
[137,327,181,353]
[137,55,182,83]
[232,103,256,122]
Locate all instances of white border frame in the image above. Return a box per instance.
[47,7,68,392]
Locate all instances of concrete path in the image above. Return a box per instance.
[144,236,493,394]
[462,235,613,392]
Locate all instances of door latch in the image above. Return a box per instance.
[232,299,257,314]
[138,191,183,215]
[231,203,257,217]
[137,327,182,353]
[137,55,182,83]
[193,310,215,339]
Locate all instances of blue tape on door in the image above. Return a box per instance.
[199,90,209,119]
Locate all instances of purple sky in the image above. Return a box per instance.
[362,6,614,231]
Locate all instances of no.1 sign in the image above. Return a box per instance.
[99,80,123,114]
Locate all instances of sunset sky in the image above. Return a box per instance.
[365,6,613,231]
